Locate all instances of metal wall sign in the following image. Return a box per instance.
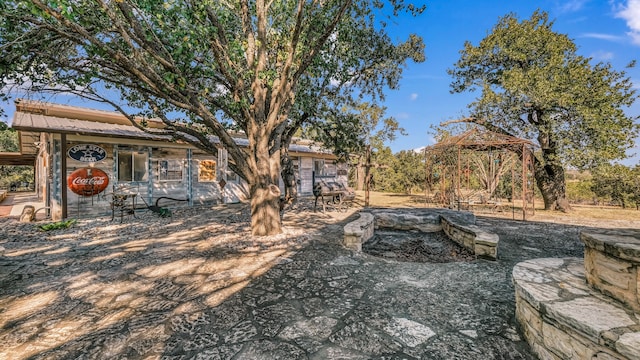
[67,144,107,163]
[67,167,109,196]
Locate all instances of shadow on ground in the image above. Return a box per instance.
[0,202,630,359]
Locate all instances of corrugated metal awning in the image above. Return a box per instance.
[11,110,334,156]
[11,112,172,141]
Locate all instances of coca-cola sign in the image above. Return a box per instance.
[67,167,109,196]
[67,144,107,163]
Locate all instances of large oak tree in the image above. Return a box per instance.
[0,0,424,235]
[448,11,638,211]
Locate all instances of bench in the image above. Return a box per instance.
[313,180,356,212]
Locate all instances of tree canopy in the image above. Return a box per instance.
[448,10,638,211]
[0,0,425,234]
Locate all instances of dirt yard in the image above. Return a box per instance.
[356,191,640,229]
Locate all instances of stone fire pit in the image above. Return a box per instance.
[343,208,499,260]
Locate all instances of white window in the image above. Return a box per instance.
[158,159,183,181]
[118,150,148,182]
[314,159,336,177]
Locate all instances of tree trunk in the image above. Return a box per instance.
[533,115,571,212]
[250,183,282,236]
[248,128,283,236]
[533,159,571,212]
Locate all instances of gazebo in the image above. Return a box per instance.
[423,128,536,220]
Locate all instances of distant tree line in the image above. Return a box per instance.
[350,141,640,211]
[567,164,640,210]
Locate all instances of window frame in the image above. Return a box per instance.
[117,149,149,182]
[157,159,184,182]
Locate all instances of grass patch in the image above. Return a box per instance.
[37,219,77,231]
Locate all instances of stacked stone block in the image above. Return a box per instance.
[441,217,498,260]
[582,229,640,313]
[343,212,374,251]
[513,229,640,360]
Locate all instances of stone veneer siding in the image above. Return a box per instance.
[513,258,640,360]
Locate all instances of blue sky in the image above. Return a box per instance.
[2,0,639,164]
[383,0,640,165]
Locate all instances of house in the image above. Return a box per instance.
[6,100,347,220]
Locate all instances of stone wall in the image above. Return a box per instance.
[513,258,640,360]
[441,217,498,260]
[343,212,374,252]
[372,210,442,232]
[581,229,640,313]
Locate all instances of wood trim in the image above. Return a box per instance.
[61,133,67,219]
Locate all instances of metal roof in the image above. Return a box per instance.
[11,108,333,156]
[427,128,536,152]
[12,112,172,141]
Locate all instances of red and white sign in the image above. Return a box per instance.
[67,167,109,196]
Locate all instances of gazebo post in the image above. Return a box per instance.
[522,143,527,221]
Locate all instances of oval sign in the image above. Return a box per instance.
[67,168,110,196]
[67,144,107,163]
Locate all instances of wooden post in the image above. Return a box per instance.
[456,146,461,210]
[61,133,67,219]
[522,143,527,221]
[364,144,371,208]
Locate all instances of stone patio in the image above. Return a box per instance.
[0,202,625,359]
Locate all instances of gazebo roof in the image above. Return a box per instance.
[427,128,535,152]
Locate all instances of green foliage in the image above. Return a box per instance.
[0,125,33,189]
[0,122,19,152]
[591,163,640,209]
[38,218,76,231]
[362,147,425,194]
[448,10,638,209]
[157,207,171,218]
[0,0,425,234]
[566,179,595,204]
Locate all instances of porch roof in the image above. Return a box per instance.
[0,152,36,166]
[11,106,333,156]
[12,111,172,141]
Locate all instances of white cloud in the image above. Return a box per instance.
[616,0,640,45]
[590,50,615,60]
[558,0,587,13]
[410,93,418,101]
[580,33,624,41]
[395,112,410,120]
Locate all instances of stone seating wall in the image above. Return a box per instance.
[581,229,640,313]
[0,190,7,203]
[440,217,499,260]
[513,258,640,360]
[342,209,498,260]
[343,212,375,252]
